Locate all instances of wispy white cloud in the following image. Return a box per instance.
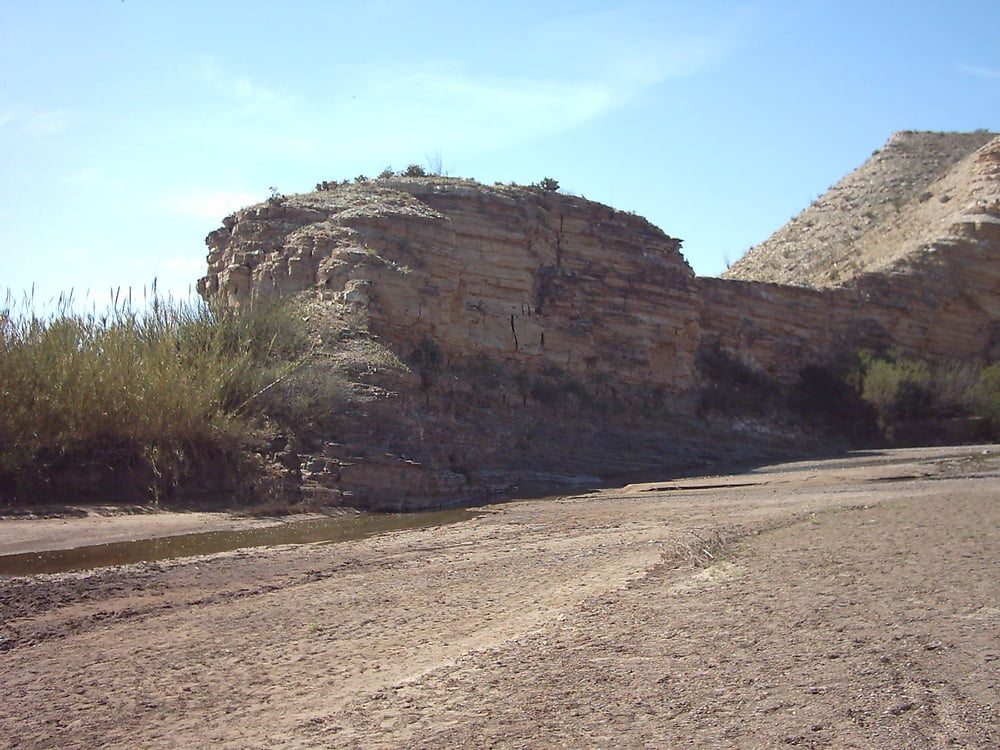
[310,38,729,159]
[957,62,1000,80]
[195,56,284,112]
[174,59,623,162]
[352,9,737,146]
[343,62,618,149]
[182,6,741,163]
[528,7,737,88]
[162,189,263,220]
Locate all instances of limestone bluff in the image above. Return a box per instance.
[201,132,1000,388]
[198,179,703,394]
[197,132,1000,509]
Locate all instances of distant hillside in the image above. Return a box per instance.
[723,130,998,287]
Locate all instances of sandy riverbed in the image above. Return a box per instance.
[1,444,997,748]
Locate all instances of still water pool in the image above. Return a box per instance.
[0,506,483,577]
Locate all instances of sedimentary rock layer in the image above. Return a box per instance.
[200,136,999,388]
[706,134,1000,377]
[195,134,1000,507]
[198,180,702,392]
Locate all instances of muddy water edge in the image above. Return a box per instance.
[0,506,484,577]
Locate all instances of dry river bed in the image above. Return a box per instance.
[1,445,998,749]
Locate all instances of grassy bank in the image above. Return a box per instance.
[0,291,304,506]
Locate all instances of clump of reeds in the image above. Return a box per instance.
[0,286,305,505]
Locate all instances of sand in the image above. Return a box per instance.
[1,445,997,748]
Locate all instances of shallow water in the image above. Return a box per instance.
[0,507,483,577]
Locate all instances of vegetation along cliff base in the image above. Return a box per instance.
[2,131,999,511]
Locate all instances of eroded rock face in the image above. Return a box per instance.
[199,141,1000,388]
[704,134,1000,379]
[198,179,702,392]
[196,136,1000,508]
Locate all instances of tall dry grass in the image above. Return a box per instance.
[0,288,305,503]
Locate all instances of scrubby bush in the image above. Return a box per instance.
[254,360,351,433]
[974,364,1000,422]
[851,350,1000,441]
[694,343,999,447]
[859,354,932,421]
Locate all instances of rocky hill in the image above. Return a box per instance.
[198,180,736,509]
[724,130,998,287]
[706,132,1000,379]
[197,134,1000,509]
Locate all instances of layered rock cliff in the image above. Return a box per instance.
[198,180,701,393]
[197,132,1000,509]
[198,181,729,509]
[708,133,1000,378]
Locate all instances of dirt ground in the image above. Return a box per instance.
[1,445,997,749]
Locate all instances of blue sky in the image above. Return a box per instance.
[1,0,997,307]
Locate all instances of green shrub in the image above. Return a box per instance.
[852,350,1000,439]
[254,360,352,433]
[974,364,1000,422]
[860,354,931,421]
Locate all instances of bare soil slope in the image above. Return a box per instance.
[1,445,997,748]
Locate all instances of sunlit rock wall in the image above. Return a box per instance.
[198,179,703,392]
